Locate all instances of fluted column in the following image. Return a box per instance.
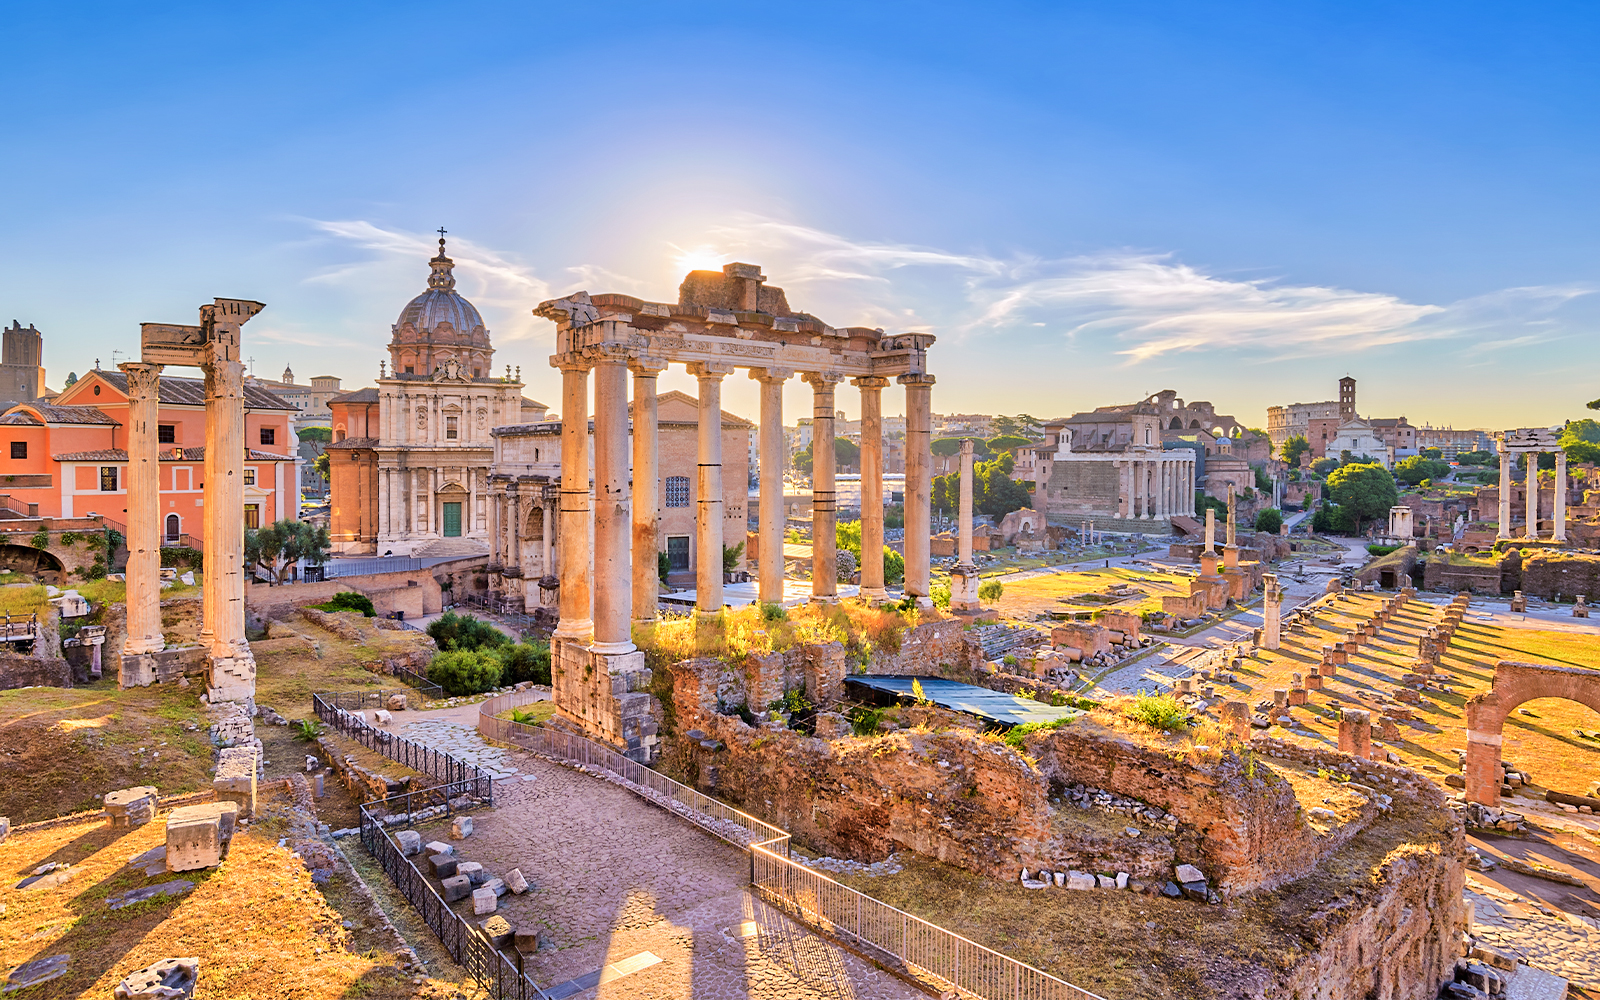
[592,349,633,651]
[854,376,890,601]
[1555,450,1568,543]
[120,362,164,656]
[1498,446,1512,539]
[1525,451,1539,539]
[202,356,247,661]
[805,372,844,602]
[900,373,935,605]
[751,368,794,606]
[1118,461,1131,518]
[488,484,502,571]
[631,358,667,624]
[508,484,523,576]
[555,360,593,640]
[690,363,735,614]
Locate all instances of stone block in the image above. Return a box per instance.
[457,861,487,886]
[479,915,513,948]
[428,855,458,879]
[1066,871,1095,890]
[213,745,258,818]
[0,816,7,844]
[374,709,393,726]
[451,815,473,839]
[504,868,530,894]
[441,875,472,902]
[1096,874,1116,889]
[113,956,199,999]
[1304,674,1323,690]
[484,877,507,897]
[472,886,498,915]
[164,806,222,872]
[1174,864,1206,884]
[424,840,452,856]
[104,786,159,828]
[514,927,546,953]
[4,955,70,993]
[396,831,422,857]
[386,693,407,712]
[1288,688,1307,707]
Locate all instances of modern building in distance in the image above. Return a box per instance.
[1415,424,1493,459]
[0,321,47,403]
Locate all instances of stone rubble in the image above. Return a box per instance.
[113,956,200,999]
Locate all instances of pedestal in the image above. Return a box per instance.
[950,566,981,613]
[550,637,659,762]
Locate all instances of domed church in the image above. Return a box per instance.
[325,234,548,556]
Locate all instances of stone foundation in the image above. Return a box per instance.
[551,637,659,761]
[206,651,257,704]
[119,645,209,689]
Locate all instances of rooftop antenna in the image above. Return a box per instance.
[110,350,126,368]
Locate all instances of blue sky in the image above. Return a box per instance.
[4,2,1597,430]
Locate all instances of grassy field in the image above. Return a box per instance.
[989,566,1194,619]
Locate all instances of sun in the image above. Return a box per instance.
[672,245,728,275]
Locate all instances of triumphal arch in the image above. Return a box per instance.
[120,298,263,703]
[535,263,936,760]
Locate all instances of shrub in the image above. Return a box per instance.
[291,719,325,742]
[494,641,551,685]
[29,531,50,550]
[1253,508,1283,534]
[426,611,509,652]
[315,591,375,617]
[1366,544,1401,557]
[427,649,503,696]
[931,584,952,610]
[1002,716,1075,749]
[847,704,886,737]
[978,579,1004,603]
[1123,692,1190,732]
[759,602,787,623]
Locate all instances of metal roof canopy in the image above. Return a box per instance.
[845,675,1082,728]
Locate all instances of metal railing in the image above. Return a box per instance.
[357,782,550,1000]
[476,690,1107,1000]
[388,664,444,699]
[0,495,38,518]
[319,555,423,579]
[454,593,546,637]
[313,691,490,803]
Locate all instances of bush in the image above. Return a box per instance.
[291,719,324,742]
[1253,508,1283,534]
[931,584,952,610]
[427,649,503,696]
[1367,544,1401,556]
[315,591,375,617]
[1123,692,1190,732]
[978,579,1004,603]
[494,641,551,686]
[847,704,886,737]
[759,602,788,623]
[426,611,509,652]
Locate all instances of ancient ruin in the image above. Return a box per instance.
[1496,426,1567,542]
[1464,659,1600,807]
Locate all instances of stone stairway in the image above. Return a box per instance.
[972,624,1037,660]
[414,537,490,559]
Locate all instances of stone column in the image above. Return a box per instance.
[1262,573,1283,650]
[1555,449,1568,543]
[488,486,502,571]
[508,485,523,577]
[1117,461,1131,518]
[854,376,889,601]
[555,360,593,640]
[900,373,936,605]
[805,372,843,603]
[202,354,252,696]
[951,439,980,612]
[543,493,557,592]
[1498,446,1512,538]
[1159,460,1169,519]
[1525,451,1539,539]
[1130,459,1142,518]
[691,363,735,614]
[120,362,164,656]
[751,368,793,606]
[1225,486,1237,548]
[592,349,633,651]
[631,359,667,623]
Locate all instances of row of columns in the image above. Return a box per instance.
[1497,450,1568,543]
[377,467,485,540]
[1120,455,1196,519]
[553,356,936,652]
[488,482,557,585]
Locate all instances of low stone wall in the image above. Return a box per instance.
[247,570,442,620]
[0,649,70,689]
[1519,550,1600,600]
[1423,558,1502,594]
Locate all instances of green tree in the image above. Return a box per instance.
[1393,456,1451,486]
[1324,463,1399,531]
[425,611,509,652]
[1253,464,1272,492]
[314,453,331,480]
[1280,435,1310,467]
[793,436,860,470]
[1310,457,1340,476]
[978,579,1004,603]
[931,436,990,458]
[1559,419,1600,464]
[836,520,905,585]
[1420,447,1442,460]
[1254,508,1283,534]
[298,426,333,443]
[985,434,1033,455]
[244,519,331,584]
[1457,450,1498,467]
[64,372,78,386]
[722,540,745,573]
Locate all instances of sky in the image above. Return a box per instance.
[4,2,1598,432]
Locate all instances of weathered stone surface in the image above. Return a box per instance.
[451,815,473,839]
[104,785,159,828]
[504,867,529,894]
[484,877,507,897]
[441,874,472,902]
[472,886,497,915]
[164,806,222,872]
[113,956,199,999]
[479,915,513,948]
[456,861,486,886]
[1067,871,1095,890]
[374,709,393,726]
[213,745,258,818]
[0,816,7,844]
[1175,863,1206,884]
[107,880,195,910]
[396,830,422,856]
[428,855,458,879]
[4,954,70,992]
[386,693,407,712]
[424,840,452,856]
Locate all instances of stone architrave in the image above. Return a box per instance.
[1261,574,1283,651]
[950,439,981,612]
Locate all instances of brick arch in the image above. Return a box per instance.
[1464,659,1600,806]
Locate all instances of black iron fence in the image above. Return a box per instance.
[313,691,492,803]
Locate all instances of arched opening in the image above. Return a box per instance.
[0,544,65,585]
[1464,660,1600,806]
[1169,418,1183,430]
[165,514,181,544]
[1189,420,1201,429]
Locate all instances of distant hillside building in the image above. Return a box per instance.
[0,321,47,403]
[246,366,343,429]
[1033,402,1198,533]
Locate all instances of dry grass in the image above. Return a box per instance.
[634,601,930,668]
[0,811,477,999]
[989,566,1193,618]
[0,584,51,618]
[252,613,434,720]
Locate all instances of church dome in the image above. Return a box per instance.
[387,232,495,379]
[395,241,486,338]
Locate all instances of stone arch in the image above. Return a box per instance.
[1464,660,1600,806]
[0,544,65,585]
[1169,417,1183,430]
[1188,420,1201,429]
[525,504,545,540]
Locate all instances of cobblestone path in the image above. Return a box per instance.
[1469,878,1599,991]
[396,713,920,999]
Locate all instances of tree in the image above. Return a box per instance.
[245,519,331,584]
[1310,457,1340,475]
[1253,464,1272,492]
[1393,456,1451,486]
[1457,450,1497,467]
[931,436,989,458]
[1559,419,1600,465]
[722,541,745,573]
[1280,435,1310,467]
[64,372,78,386]
[313,453,330,481]
[299,426,333,443]
[1324,463,1399,531]
[792,436,859,471]
[837,520,906,585]
[985,434,1033,455]
[1254,508,1283,534]
[1421,447,1442,460]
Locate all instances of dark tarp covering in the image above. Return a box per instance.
[845,675,1082,728]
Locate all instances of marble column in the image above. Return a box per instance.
[543,494,557,591]
[1525,451,1539,539]
[1262,573,1283,651]
[1118,461,1131,518]
[508,485,523,578]
[1498,447,1512,539]
[854,376,889,601]
[592,349,633,651]
[120,362,164,656]
[900,373,936,605]
[752,368,794,606]
[1555,449,1568,543]
[950,438,980,612]
[488,485,502,572]
[805,372,843,602]
[631,358,666,624]
[555,360,593,640]
[691,363,735,614]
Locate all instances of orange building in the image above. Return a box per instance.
[0,368,298,540]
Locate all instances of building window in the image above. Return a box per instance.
[665,476,690,508]
[100,466,119,491]
[667,535,690,571]
[158,424,175,444]
[446,416,458,440]
[243,468,255,485]
[260,427,275,446]
[9,442,23,460]
[404,366,414,374]
[244,504,260,529]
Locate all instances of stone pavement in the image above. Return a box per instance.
[1468,877,1598,991]
[396,717,525,780]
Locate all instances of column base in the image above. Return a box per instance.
[809,595,839,606]
[206,650,257,704]
[553,618,594,642]
[590,639,637,655]
[550,637,659,762]
[857,587,888,604]
[949,567,981,613]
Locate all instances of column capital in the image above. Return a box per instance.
[748,367,796,384]
[851,376,891,389]
[897,372,936,387]
[117,361,164,396]
[587,344,633,366]
[687,361,737,379]
[628,355,669,377]
[802,370,846,388]
[552,353,593,374]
